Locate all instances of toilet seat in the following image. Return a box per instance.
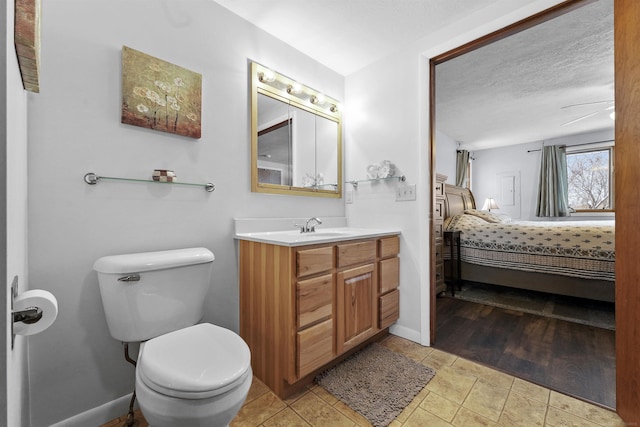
[138,323,251,400]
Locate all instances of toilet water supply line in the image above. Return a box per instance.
[123,343,138,427]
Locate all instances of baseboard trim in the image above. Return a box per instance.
[49,393,133,427]
[389,324,421,344]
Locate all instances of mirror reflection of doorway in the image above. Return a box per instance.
[258,117,292,186]
[430,0,615,409]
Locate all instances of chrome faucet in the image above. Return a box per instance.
[299,217,322,233]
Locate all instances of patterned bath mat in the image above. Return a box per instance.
[316,343,436,427]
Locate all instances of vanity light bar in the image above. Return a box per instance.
[253,63,340,117]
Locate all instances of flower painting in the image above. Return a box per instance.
[121,46,202,138]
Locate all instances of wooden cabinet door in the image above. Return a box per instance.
[336,263,377,353]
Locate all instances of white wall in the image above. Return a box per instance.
[4,0,30,425]
[472,128,614,220]
[345,0,567,345]
[345,52,426,342]
[435,130,457,183]
[27,1,344,425]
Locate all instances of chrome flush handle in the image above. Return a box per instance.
[118,274,140,282]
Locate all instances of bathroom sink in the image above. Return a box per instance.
[302,231,352,237]
[234,227,401,246]
[265,229,356,240]
[292,230,355,241]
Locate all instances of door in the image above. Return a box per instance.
[336,263,377,354]
[3,0,31,424]
[614,0,640,420]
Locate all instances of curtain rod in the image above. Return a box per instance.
[527,139,614,153]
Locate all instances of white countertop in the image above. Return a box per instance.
[234,227,401,247]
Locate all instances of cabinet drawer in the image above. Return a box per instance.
[379,289,399,329]
[379,257,399,294]
[435,242,443,262]
[435,180,445,198]
[434,222,443,240]
[297,274,333,329]
[435,262,445,285]
[297,246,334,277]
[297,319,334,378]
[337,240,376,268]
[379,235,400,259]
[435,200,445,221]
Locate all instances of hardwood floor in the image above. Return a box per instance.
[434,295,616,409]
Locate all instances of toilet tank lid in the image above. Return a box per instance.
[93,247,214,273]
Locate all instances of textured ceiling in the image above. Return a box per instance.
[436,0,614,151]
[212,0,614,151]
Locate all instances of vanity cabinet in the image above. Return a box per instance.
[238,234,400,398]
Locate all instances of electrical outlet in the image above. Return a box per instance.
[396,184,416,201]
[345,190,353,204]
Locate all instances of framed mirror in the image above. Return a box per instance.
[251,62,342,197]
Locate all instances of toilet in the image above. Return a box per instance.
[94,247,252,427]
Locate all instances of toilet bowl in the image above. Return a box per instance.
[93,248,252,427]
[135,323,252,427]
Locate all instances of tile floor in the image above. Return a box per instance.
[102,335,625,427]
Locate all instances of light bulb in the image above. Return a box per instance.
[311,94,326,105]
[259,69,276,82]
[287,83,303,94]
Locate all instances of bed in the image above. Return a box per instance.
[443,184,615,302]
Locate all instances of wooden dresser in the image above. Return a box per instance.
[434,173,447,295]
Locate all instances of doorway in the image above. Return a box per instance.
[430,0,640,422]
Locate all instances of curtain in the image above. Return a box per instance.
[535,145,570,217]
[455,150,470,187]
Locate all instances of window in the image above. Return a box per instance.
[566,144,614,211]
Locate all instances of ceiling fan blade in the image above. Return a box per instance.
[560,111,601,126]
[561,100,614,109]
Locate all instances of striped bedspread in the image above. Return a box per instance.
[443,210,615,281]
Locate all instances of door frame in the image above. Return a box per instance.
[612,0,640,420]
[2,1,10,423]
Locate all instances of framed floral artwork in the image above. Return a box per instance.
[15,0,41,93]
[121,46,202,138]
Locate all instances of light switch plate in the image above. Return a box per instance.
[396,184,416,201]
[345,190,354,204]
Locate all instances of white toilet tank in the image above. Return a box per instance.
[94,247,215,342]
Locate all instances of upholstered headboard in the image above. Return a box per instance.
[444,184,476,218]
